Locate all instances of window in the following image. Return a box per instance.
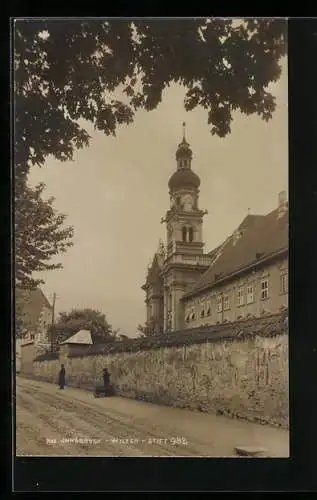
[191,312,196,320]
[185,314,190,323]
[206,302,211,316]
[280,272,288,294]
[237,286,244,306]
[188,227,193,242]
[223,293,230,311]
[182,227,187,242]
[200,307,205,318]
[217,295,223,312]
[176,196,181,206]
[246,285,254,304]
[260,279,269,300]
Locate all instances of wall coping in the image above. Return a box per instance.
[65,311,288,358]
[33,352,59,362]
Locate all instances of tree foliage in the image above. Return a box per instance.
[14,18,286,294]
[48,308,114,345]
[15,181,74,289]
[14,18,287,179]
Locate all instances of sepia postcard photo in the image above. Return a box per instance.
[14,17,289,460]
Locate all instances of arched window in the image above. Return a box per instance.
[188,227,194,242]
[182,226,187,242]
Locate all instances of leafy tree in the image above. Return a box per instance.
[14,18,287,179]
[48,308,114,345]
[15,181,74,290]
[14,18,286,298]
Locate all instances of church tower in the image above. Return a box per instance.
[161,123,211,332]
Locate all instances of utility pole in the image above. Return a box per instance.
[50,292,57,352]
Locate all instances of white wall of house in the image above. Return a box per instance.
[184,257,288,328]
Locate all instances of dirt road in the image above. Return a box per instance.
[15,376,289,457]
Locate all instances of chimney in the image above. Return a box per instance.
[277,190,288,219]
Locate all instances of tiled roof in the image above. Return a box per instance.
[15,287,52,330]
[208,243,222,260]
[60,329,93,345]
[183,208,288,298]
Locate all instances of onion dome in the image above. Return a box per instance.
[169,122,200,190]
[168,168,200,190]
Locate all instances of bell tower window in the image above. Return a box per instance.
[181,226,194,242]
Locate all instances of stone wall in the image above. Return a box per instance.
[20,342,36,375]
[31,314,289,428]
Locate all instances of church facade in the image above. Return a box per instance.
[141,125,288,334]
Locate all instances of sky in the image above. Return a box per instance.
[27,58,288,338]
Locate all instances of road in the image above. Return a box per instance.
[15,376,289,457]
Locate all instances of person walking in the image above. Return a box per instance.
[58,364,66,390]
[103,367,110,392]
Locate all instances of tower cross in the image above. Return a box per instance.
[182,121,186,141]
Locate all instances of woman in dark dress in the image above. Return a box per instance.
[58,364,66,389]
[103,368,110,391]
